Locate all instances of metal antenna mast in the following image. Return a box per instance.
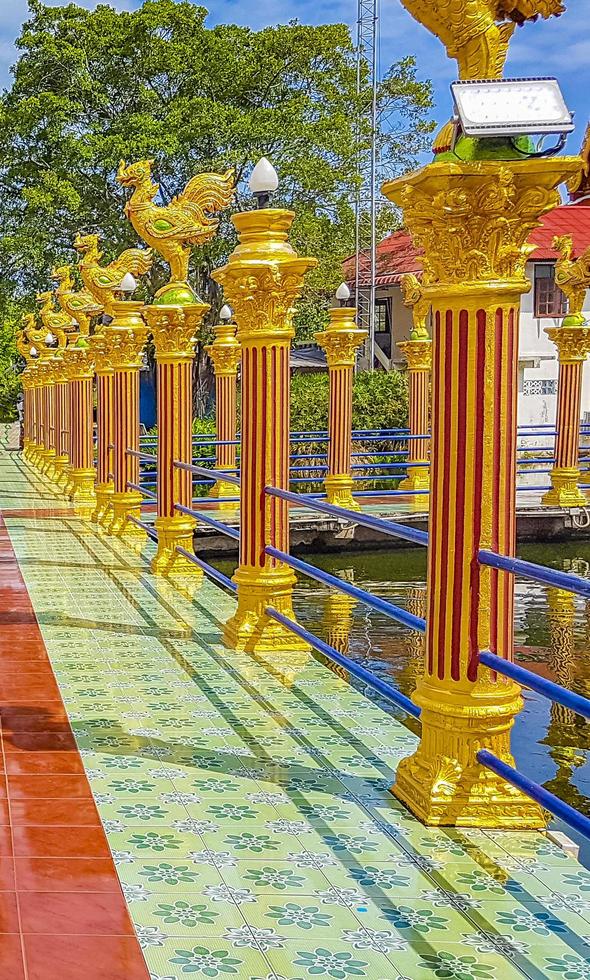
[355,0,378,370]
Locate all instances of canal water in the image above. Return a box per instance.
[288,543,590,862]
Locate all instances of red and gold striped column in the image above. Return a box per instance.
[89,334,115,525]
[205,320,241,504]
[213,209,316,652]
[398,273,431,499]
[315,308,366,511]
[103,301,148,539]
[66,342,96,518]
[383,156,579,828]
[16,331,36,462]
[52,354,69,489]
[543,326,590,508]
[43,358,58,481]
[144,303,209,574]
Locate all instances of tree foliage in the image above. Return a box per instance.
[0,0,433,414]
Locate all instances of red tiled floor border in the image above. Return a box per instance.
[0,515,149,980]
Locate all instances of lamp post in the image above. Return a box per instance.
[103,300,148,539]
[315,285,367,510]
[143,301,210,574]
[212,158,317,652]
[205,304,241,505]
[397,274,432,498]
[542,236,590,507]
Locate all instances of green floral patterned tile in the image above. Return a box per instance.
[241,897,360,940]
[264,941,397,979]
[321,859,435,898]
[143,937,272,978]
[429,862,553,901]
[219,861,332,896]
[386,942,525,980]
[136,892,248,938]
[99,800,191,827]
[531,867,590,897]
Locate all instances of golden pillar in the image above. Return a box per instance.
[89,333,115,525]
[16,331,36,462]
[144,303,209,573]
[206,317,241,503]
[315,308,366,510]
[398,274,432,495]
[543,326,590,508]
[212,209,316,652]
[66,342,96,518]
[104,302,148,539]
[53,354,70,488]
[383,157,580,828]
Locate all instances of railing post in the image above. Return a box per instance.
[205,318,241,505]
[398,274,431,500]
[315,307,366,510]
[213,208,316,652]
[383,155,580,828]
[65,341,96,518]
[543,326,590,508]
[103,301,148,540]
[144,303,209,574]
[89,333,115,526]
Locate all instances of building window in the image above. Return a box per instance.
[534,263,566,318]
[374,299,391,334]
[523,379,558,396]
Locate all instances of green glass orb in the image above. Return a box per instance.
[154,284,197,306]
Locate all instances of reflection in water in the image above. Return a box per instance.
[293,543,590,850]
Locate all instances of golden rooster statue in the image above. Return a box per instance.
[553,234,590,323]
[36,290,76,335]
[74,233,153,317]
[401,273,430,340]
[52,265,104,335]
[399,0,565,79]
[116,159,234,302]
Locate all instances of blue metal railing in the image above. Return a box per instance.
[479,651,590,721]
[478,550,590,599]
[174,503,240,540]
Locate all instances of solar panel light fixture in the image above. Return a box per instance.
[451,77,574,139]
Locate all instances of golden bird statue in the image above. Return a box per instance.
[52,265,104,336]
[116,159,234,302]
[553,234,590,323]
[74,233,153,317]
[399,0,565,79]
[36,290,76,335]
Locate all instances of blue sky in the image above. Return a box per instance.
[0,0,587,152]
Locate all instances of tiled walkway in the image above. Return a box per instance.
[2,452,590,980]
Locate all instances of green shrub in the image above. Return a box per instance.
[289,370,408,432]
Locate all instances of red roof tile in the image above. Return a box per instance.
[347,202,590,285]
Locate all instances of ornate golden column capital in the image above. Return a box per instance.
[144,303,209,363]
[383,158,582,295]
[545,325,590,363]
[205,321,241,376]
[397,339,433,372]
[103,301,148,371]
[315,307,367,368]
[66,344,95,380]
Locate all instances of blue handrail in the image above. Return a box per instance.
[174,503,239,540]
[479,651,590,721]
[175,546,237,592]
[266,607,421,718]
[266,485,429,546]
[478,750,590,841]
[174,461,240,486]
[265,544,425,632]
[478,549,590,599]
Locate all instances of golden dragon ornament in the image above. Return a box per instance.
[74,233,153,318]
[116,159,234,304]
[399,0,565,79]
[52,265,104,336]
[553,234,590,324]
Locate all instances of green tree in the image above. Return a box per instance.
[0,0,433,414]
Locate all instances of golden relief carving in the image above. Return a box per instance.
[53,265,103,335]
[384,159,580,288]
[66,345,95,379]
[553,235,590,321]
[117,159,234,289]
[106,328,149,372]
[545,325,590,363]
[206,322,241,376]
[398,340,433,371]
[401,273,430,340]
[399,0,564,80]
[315,307,367,368]
[144,304,208,360]
[74,233,153,317]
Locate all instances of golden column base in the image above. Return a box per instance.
[324,474,360,511]
[397,465,430,492]
[393,681,545,828]
[223,567,310,654]
[542,467,588,508]
[151,515,201,577]
[92,482,114,525]
[69,468,96,519]
[41,448,58,481]
[208,473,240,510]
[53,454,69,489]
[107,490,146,541]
